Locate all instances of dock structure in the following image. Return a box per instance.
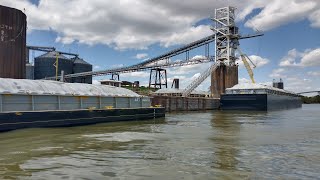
[210,7,239,98]
[152,88,219,112]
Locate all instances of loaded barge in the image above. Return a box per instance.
[0,78,165,132]
[220,83,302,110]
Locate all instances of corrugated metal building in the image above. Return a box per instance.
[0,5,26,79]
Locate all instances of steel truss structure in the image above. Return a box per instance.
[44,33,261,80]
[149,68,167,89]
[182,6,241,96]
[213,6,238,65]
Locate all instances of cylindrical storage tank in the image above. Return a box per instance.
[26,63,34,79]
[34,51,73,80]
[0,5,26,79]
[71,57,92,84]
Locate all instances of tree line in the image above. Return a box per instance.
[302,95,320,104]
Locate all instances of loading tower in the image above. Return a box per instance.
[210,6,239,98]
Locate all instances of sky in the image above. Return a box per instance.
[1,0,320,93]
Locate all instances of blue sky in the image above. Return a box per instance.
[2,0,320,93]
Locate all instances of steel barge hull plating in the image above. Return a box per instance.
[0,78,166,132]
[0,107,165,132]
[220,83,302,111]
[220,94,302,111]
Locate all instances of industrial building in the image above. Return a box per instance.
[100,79,122,87]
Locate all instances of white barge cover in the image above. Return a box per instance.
[0,78,140,97]
[226,83,297,95]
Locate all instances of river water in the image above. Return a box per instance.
[0,104,319,179]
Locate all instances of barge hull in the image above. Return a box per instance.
[220,94,302,111]
[0,107,165,132]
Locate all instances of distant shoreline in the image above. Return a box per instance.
[302,96,320,104]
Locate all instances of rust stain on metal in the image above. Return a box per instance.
[211,65,238,98]
[151,96,219,112]
[0,5,26,79]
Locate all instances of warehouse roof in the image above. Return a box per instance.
[0,78,140,97]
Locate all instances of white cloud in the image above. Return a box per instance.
[237,55,269,68]
[249,55,269,68]
[1,0,215,50]
[2,0,320,50]
[111,64,125,68]
[159,25,212,48]
[135,53,148,59]
[267,62,320,93]
[269,68,286,78]
[279,48,320,67]
[285,76,313,92]
[191,55,207,60]
[245,0,319,31]
[279,49,300,67]
[309,9,320,28]
[55,36,75,44]
[239,77,251,83]
[93,65,101,70]
[307,71,320,76]
[170,63,209,75]
[300,48,320,66]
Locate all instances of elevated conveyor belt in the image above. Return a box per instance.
[182,63,218,97]
[44,33,262,80]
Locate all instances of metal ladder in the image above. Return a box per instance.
[182,63,218,97]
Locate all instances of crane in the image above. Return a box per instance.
[237,47,256,83]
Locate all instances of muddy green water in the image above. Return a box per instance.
[0,104,319,179]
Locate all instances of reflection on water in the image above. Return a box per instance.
[210,111,242,171]
[0,105,319,179]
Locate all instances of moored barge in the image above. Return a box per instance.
[220,83,302,111]
[0,78,165,132]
